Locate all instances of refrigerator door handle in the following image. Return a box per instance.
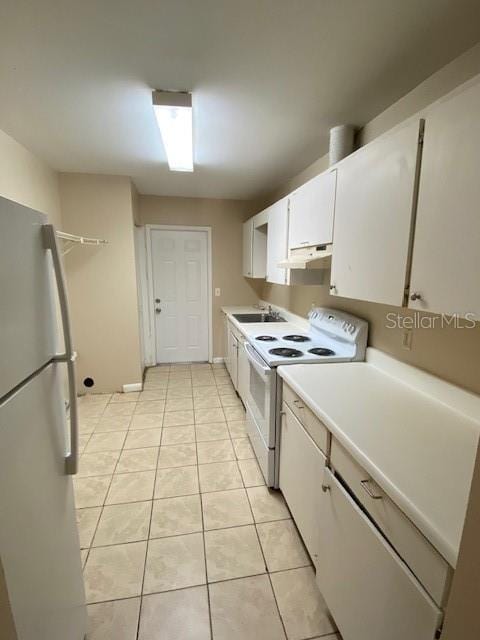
[43,224,79,475]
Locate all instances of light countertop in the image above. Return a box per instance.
[278,348,480,567]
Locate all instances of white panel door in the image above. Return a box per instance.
[317,469,442,640]
[266,198,289,285]
[409,80,480,317]
[330,119,422,306]
[151,229,209,363]
[288,169,336,249]
[0,364,86,640]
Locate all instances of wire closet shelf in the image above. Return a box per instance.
[56,230,108,255]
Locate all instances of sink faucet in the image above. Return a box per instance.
[268,305,281,320]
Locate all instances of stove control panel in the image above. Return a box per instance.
[309,308,368,358]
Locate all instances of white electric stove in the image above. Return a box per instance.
[243,308,368,487]
[248,307,368,366]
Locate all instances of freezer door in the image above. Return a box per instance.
[0,197,56,398]
[0,364,86,640]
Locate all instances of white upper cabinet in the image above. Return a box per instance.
[242,218,254,277]
[243,214,267,278]
[266,198,289,285]
[408,80,480,318]
[330,119,423,306]
[288,170,337,249]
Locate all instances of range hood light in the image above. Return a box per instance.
[152,90,193,172]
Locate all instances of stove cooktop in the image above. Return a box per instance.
[248,308,368,367]
[252,334,347,365]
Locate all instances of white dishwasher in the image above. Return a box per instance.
[317,468,443,640]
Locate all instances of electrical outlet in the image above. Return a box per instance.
[402,329,413,350]
[215,288,221,297]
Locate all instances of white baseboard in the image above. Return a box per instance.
[212,357,225,364]
[122,382,143,393]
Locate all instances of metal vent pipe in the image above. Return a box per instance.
[329,125,355,166]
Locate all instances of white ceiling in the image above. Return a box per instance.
[1,1,480,200]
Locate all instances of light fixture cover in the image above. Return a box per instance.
[152,90,193,172]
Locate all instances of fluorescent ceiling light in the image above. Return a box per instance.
[152,90,193,172]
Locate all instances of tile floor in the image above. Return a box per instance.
[76,363,340,640]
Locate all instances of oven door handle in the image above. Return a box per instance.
[245,342,273,378]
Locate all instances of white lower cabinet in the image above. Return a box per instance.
[237,338,249,404]
[279,402,326,565]
[225,318,249,402]
[227,326,238,390]
[317,468,443,640]
[223,315,230,375]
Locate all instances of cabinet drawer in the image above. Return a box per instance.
[279,403,326,564]
[318,469,443,640]
[331,439,451,606]
[283,383,328,454]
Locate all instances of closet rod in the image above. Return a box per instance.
[56,230,108,246]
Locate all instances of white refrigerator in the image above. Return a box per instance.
[0,196,86,639]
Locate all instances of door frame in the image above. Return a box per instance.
[134,225,151,369]
[144,224,213,364]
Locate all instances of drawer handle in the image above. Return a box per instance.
[293,399,305,409]
[360,479,383,500]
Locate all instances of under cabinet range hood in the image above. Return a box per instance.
[278,244,332,270]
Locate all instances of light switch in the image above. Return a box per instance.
[215,288,221,297]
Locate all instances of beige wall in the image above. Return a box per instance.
[0,128,61,226]
[0,560,16,640]
[60,173,142,393]
[139,195,262,358]
[255,43,480,396]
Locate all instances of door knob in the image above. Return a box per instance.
[410,292,422,301]
[155,298,161,303]
[155,308,161,314]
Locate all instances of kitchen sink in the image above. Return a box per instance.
[232,313,286,323]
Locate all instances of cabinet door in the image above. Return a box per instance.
[279,403,326,564]
[266,198,289,285]
[252,224,267,278]
[242,219,253,277]
[227,328,238,389]
[409,80,480,317]
[237,340,249,404]
[288,170,336,249]
[223,315,230,376]
[317,469,442,640]
[330,119,422,306]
